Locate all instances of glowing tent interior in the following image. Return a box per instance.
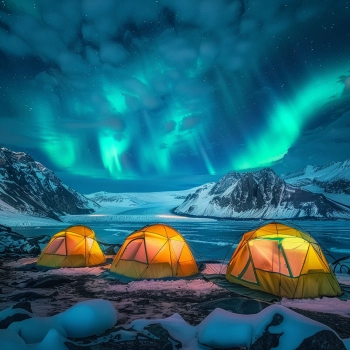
[110,223,198,279]
[226,222,342,299]
[37,225,106,268]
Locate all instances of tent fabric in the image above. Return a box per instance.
[226,222,342,299]
[110,224,198,279]
[37,225,106,268]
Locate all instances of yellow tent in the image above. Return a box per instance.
[226,222,342,299]
[37,225,106,268]
[110,224,198,279]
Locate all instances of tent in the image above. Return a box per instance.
[37,225,106,268]
[110,224,198,279]
[226,222,342,299]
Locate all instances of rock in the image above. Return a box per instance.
[0,313,32,329]
[0,302,33,329]
[145,323,182,348]
[64,324,182,349]
[0,147,98,221]
[250,313,283,350]
[12,301,32,313]
[0,228,50,255]
[26,275,73,288]
[103,244,121,255]
[15,262,40,271]
[194,297,270,316]
[296,330,346,350]
[10,291,58,302]
[250,313,346,350]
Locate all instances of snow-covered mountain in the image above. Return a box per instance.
[0,148,97,221]
[283,158,350,195]
[85,189,195,215]
[87,191,190,206]
[174,168,350,219]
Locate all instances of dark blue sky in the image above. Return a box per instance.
[1,0,350,193]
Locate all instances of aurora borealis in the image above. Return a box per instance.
[1,0,350,192]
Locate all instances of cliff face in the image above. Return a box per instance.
[175,168,350,219]
[0,148,98,221]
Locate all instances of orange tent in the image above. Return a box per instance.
[226,222,342,298]
[110,224,198,279]
[37,225,106,268]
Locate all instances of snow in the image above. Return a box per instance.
[1,163,350,347]
[336,273,350,286]
[0,306,32,323]
[130,313,196,347]
[254,305,329,350]
[197,308,253,348]
[0,258,350,349]
[284,158,350,183]
[129,304,348,350]
[0,329,28,350]
[283,158,350,205]
[124,278,220,295]
[281,297,350,318]
[0,211,65,227]
[34,329,67,350]
[55,299,117,338]
[60,212,216,224]
[86,188,194,209]
[0,328,68,350]
[5,300,117,348]
[8,314,67,344]
[299,184,350,205]
[174,180,348,219]
[279,273,350,318]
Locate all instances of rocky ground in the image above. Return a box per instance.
[1,255,350,347]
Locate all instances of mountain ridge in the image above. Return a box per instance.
[283,157,350,195]
[0,148,97,221]
[174,168,350,219]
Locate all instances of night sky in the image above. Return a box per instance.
[1,0,350,193]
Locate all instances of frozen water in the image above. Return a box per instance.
[14,219,350,262]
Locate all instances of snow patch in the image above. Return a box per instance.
[7,300,117,346]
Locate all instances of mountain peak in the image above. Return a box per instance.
[0,148,97,220]
[283,157,350,194]
[175,167,350,219]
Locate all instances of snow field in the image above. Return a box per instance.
[1,297,350,349]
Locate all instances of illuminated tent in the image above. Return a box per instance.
[37,225,106,268]
[110,224,198,279]
[226,222,342,299]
